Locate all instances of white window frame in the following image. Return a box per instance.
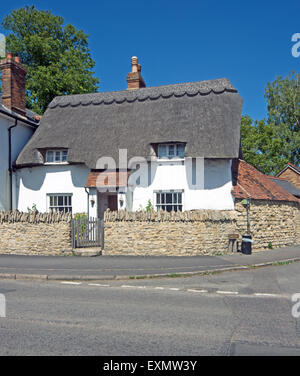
[157,143,185,159]
[45,150,68,164]
[155,190,183,212]
[47,194,72,213]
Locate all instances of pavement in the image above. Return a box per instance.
[0,244,299,281]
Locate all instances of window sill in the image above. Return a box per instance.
[156,158,185,162]
[44,162,69,166]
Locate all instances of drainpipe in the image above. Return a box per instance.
[8,119,18,211]
[85,188,90,219]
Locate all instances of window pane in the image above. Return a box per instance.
[55,151,61,162]
[177,144,185,158]
[46,151,54,163]
[166,193,172,204]
[158,145,167,158]
[173,193,177,203]
[156,194,160,205]
[166,205,172,213]
[49,196,53,206]
[68,196,72,206]
[161,194,165,204]
[62,150,68,162]
[53,196,57,206]
[168,145,175,156]
[58,196,63,206]
[178,193,182,204]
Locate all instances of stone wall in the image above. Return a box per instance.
[0,211,72,256]
[0,199,299,256]
[235,199,299,251]
[104,200,300,256]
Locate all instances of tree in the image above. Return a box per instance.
[241,73,300,175]
[1,6,99,114]
[241,116,289,175]
[265,72,300,167]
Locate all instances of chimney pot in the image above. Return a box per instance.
[126,56,146,90]
[6,52,13,59]
[14,56,21,64]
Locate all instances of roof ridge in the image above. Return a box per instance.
[48,78,238,109]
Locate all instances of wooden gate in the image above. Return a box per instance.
[72,218,104,249]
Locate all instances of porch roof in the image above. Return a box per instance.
[85,171,130,189]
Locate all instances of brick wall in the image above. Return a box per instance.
[0,211,72,256]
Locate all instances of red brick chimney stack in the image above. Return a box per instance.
[126,56,146,90]
[0,52,27,116]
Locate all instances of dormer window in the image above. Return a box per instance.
[45,150,68,164]
[157,143,185,159]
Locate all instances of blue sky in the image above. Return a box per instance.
[0,0,299,120]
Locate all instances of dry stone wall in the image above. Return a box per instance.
[0,211,73,256]
[0,199,299,256]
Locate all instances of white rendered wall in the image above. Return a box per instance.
[0,114,35,211]
[17,165,90,214]
[131,158,234,211]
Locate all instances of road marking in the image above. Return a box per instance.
[169,288,180,291]
[121,285,137,288]
[187,289,208,293]
[216,291,239,295]
[155,287,165,290]
[88,283,110,287]
[253,293,278,297]
[61,282,82,285]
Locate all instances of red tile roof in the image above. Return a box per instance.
[232,159,299,202]
[85,171,130,188]
[276,162,300,177]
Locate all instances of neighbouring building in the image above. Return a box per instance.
[0,53,39,211]
[276,163,300,190]
[15,56,243,217]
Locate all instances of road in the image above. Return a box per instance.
[1,262,300,355]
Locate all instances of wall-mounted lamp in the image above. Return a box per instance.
[90,199,95,208]
[119,197,124,208]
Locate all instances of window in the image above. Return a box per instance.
[48,194,72,213]
[156,191,183,212]
[46,150,68,163]
[157,144,185,159]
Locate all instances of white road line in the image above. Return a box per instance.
[88,283,110,287]
[61,282,82,285]
[253,293,278,297]
[169,288,180,291]
[216,290,239,295]
[155,287,165,290]
[187,289,208,293]
[121,285,137,288]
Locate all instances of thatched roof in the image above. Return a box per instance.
[16,78,243,168]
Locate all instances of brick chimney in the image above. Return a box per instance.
[126,56,146,90]
[0,52,27,116]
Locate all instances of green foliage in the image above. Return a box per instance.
[1,6,99,114]
[27,204,37,213]
[73,212,88,220]
[241,72,300,175]
[145,200,154,212]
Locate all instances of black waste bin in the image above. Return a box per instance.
[241,234,252,255]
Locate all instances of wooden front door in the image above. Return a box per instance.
[108,195,118,211]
